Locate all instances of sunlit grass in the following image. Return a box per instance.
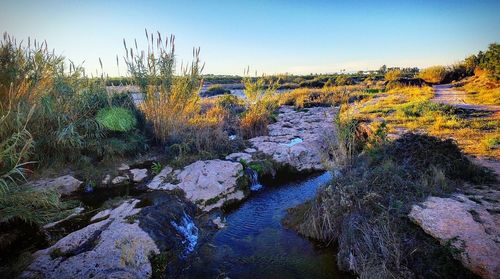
[353,85,499,158]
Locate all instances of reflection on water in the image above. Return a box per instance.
[182,172,351,279]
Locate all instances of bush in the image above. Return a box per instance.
[202,84,230,97]
[418,66,447,84]
[240,74,280,138]
[96,107,137,132]
[478,43,499,81]
[384,69,403,81]
[285,133,492,278]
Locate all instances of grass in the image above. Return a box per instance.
[285,133,494,278]
[354,85,500,158]
[460,71,500,105]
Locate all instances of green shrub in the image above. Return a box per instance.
[204,84,230,96]
[96,107,137,132]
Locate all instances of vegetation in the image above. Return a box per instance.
[384,69,403,81]
[240,72,280,138]
[204,84,230,96]
[286,132,493,278]
[418,66,447,84]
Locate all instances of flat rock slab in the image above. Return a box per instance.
[249,106,336,172]
[29,175,83,196]
[409,194,500,279]
[22,200,159,279]
[146,160,246,211]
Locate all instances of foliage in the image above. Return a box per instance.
[240,72,280,138]
[96,107,137,132]
[151,162,163,175]
[286,134,490,278]
[384,69,402,81]
[478,43,499,81]
[204,84,230,96]
[418,66,447,84]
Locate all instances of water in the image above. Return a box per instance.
[171,212,199,257]
[285,137,304,147]
[247,168,263,191]
[182,172,351,279]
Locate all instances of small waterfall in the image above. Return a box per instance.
[171,212,199,256]
[246,168,263,191]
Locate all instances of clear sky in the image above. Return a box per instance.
[1,0,499,76]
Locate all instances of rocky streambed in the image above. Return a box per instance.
[17,105,340,278]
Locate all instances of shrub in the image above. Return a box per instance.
[478,43,499,81]
[418,66,447,84]
[335,75,354,86]
[96,107,137,132]
[384,69,402,81]
[202,84,230,97]
[240,73,280,138]
[285,133,492,278]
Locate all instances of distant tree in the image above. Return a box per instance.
[478,43,499,80]
[378,65,387,74]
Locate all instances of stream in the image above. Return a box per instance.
[180,172,350,278]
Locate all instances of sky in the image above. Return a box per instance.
[1,0,499,76]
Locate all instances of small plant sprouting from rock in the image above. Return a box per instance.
[151,162,163,175]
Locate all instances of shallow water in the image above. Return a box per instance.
[182,172,351,279]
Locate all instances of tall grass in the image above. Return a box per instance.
[124,30,238,161]
[240,71,280,138]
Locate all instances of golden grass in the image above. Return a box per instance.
[461,73,500,105]
[353,85,499,158]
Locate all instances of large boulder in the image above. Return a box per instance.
[249,106,336,172]
[22,200,159,279]
[409,193,500,279]
[29,175,83,196]
[146,160,248,211]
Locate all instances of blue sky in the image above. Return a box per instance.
[1,0,499,76]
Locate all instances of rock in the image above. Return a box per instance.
[225,152,253,163]
[43,207,85,230]
[101,174,111,185]
[90,209,111,222]
[147,160,247,211]
[30,175,83,196]
[409,194,500,279]
[146,166,174,189]
[130,168,148,183]
[249,106,336,172]
[111,175,129,185]
[244,148,257,153]
[212,217,226,229]
[22,200,159,279]
[118,163,130,171]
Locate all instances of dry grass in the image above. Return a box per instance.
[280,84,373,108]
[460,72,500,105]
[354,85,499,158]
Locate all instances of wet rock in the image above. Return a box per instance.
[29,175,83,196]
[118,163,130,171]
[111,175,129,185]
[225,152,253,163]
[43,207,85,230]
[101,174,111,185]
[22,200,159,279]
[212,217,225,229]
[130,168,148,183]
[409,194,500,279]
[146,160,248,211]
[249,106,336,172]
